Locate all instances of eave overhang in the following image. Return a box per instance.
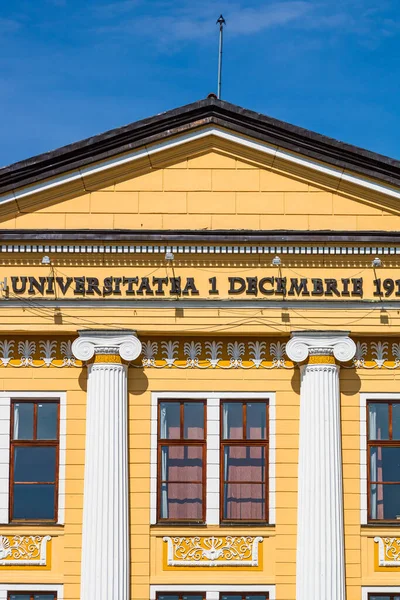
[1,97,400,204]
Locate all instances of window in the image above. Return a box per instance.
[221,401,268,522]
[368,596,400,600]
[156,594,205,600]
[158,400,206,522]
[368,401,400,521]
[221,595,269,600]
[10,400,59,522]
[8,594,57,600]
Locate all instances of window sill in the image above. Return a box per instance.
[2,522,64,528]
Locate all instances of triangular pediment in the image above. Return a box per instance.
[0,98,400,233]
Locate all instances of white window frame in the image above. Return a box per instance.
[362,587,400,600]
[360,392,400,525]
[0,583,63,600]
[150,391,276,525]
[150,585,275,600]
[0,391,67,525]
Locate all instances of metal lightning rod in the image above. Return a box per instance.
[216,15,226,99]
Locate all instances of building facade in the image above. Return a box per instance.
[0,97,399,600]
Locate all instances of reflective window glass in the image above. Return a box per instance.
[393,404,400,439]
[184,403,204,439]
[223,403,243,439]
[13,403,34,440]
[247,403,267,439]
[14,447,56,482]
[160,402,180,439]
[368,403,389,440]
[13,483,56,520]
[37,403,58,439]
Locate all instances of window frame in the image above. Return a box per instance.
[9,398,60,524]
[220,399,269,524]
[157,399,207,524]
[156,594,206,600]
[367,398,400,523]
[8,593,57,600]
[219,594,269,600]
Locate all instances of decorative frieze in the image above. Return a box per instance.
[374,537,400,567]
[0,534,51,566]
[163,536,263,567]
[1,337,400,369]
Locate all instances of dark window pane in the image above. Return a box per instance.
[161,446,203,482]
[160,482,202,520]
[37,403,58,439]
[157,596,179,600]
[14,447,56,482]
[13,403,34,440]
[370,446,400,482]
[223,483,265,520]
[10,596,31,600]
[35,596,57,600]
[368,403,389,440]
[13,483,55,519]
[370,483,400,520]
[224,446,265,482]
[246,596,268,600]
[183,596,204,600]
[223,402,243,439]
[222,596,242,600]
[160,402,180,439]
[184,403,204,439]
[368,596,390,600]
[393,404,400,439]
[247,403,267,439]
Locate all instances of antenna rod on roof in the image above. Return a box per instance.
[216,15,226,99]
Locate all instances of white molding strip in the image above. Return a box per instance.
[2,125,400,206]
[150,391,275,526]
[0,397,10,524]
[0,391,67,525]
[0,243,399,256]
[362,587,400,600]
[360,393,400,525]
[0,584,63,600]
[150,585,276,600]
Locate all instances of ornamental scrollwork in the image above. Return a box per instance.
[374,537,400,567]
[0,534,51,566]
[163,535,263,567]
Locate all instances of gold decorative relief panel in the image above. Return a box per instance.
[163,535,263,567]
[0,535,51,566]
[374,537,400,567]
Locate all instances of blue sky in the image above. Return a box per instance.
[1,0,400,166]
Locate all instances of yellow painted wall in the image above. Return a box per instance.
[1,144,400,231]
[1,351,400,599]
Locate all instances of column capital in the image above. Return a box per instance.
[72,329,142,363]
[286,330,356,364]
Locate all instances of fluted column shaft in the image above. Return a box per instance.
[72,330,142,600]
[286,332,356,600]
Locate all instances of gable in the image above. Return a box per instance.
[1,134,400,233]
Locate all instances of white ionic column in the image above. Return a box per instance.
[286,331,356,600]
[72,330,142,600]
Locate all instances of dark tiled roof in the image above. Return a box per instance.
[1,97,400,194]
